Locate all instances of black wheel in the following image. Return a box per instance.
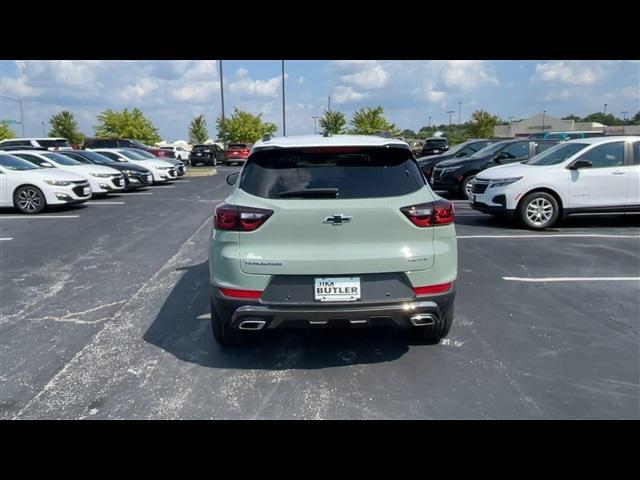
[459,175,476,199]
[14,185,46,214]
[409,307,454,344]
[210,299,245,346]
[518,191,560,230]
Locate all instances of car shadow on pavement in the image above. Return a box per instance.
[143,262,411,370]
[454,212,640,229]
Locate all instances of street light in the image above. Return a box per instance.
[458,101,461,125]
[312,116,319,135]
[281,60,286,136]
[541,110,546,134]
[218,60,226,144]
[622,111,628,121]
[428,116,431,128]
[0,94,25,136]
[41,121,46,136]
[604,103,608,115]
[508,116,514,136]
[447,110,454,127]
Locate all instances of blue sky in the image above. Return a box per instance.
[1,60,638,141]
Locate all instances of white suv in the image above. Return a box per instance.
[160,145,189,162]
[0,137,73,150]
[470,136,640,229]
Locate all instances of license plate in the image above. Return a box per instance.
[83,187,90,195]
[429,176,434,184]
[433,149,440,153]
[233,152,238,155]
[314,277,361,302]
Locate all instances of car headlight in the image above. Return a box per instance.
[440,166,460,174]
[121,170,135,175]
[155,166,171,170]
[44,180,72,186]
[91,173,112,178]
[489,177,523,188]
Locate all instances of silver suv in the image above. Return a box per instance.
[209,135,458,345]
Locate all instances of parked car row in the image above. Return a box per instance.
[0,139,190,214]
[468,136,640,229]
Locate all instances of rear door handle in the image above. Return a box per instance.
[612,171,626,175]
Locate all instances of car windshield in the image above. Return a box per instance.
[0,153,41,170]
[42,152,82,165]
[73,151,116,165]
[37,139,71,148]
[470,141,508,158]
[130,140,149,149]
[525,142,590,165]
[424,139,448,148]
[119,149,148,160]
[240,147,424,200]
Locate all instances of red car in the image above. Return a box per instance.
[223,143,251,166]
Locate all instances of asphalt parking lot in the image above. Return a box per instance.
[1,166,638,419]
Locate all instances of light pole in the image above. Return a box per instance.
[281,60,286,136]
[458,101,461,125]
[41,121,46,136]
[622,111,628,121]
[218,60,225,144]
[447,110,454,127]
[312,116,319,135]
[541,110,546,134]
[603,103,607,115]
[0,94,25,136]
[328,96,331,112]
[508,116,514,136]
[428,116,431,128]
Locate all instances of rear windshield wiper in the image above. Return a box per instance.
[278,188,339,198]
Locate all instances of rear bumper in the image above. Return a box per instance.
[210,282,455,330]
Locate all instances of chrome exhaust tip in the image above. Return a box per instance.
[409,314,436,327]
[238,320,266,330]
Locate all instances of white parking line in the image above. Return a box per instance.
[458,234,640,239]
[503,277,640,283]
[86,201,125,205]
[0,215,79,219]
[0,237,13,241]
[173,180,191,183]
[152,185,175,188]
[115,192,153,196]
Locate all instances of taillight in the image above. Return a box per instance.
[219,287,262,299]
[401,200,454,227]
[214,203,273,231]
[412,282,453,295]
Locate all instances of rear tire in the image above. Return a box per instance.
[409,307,453,344]
[14,185,46,214]
[210,299,245,346]
[517,191,560,230]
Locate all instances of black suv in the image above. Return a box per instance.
[420,137,449,156]
[189,144,223,166]
[430,139,560,198]
[417,139,501,180]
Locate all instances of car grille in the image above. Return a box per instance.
[472,180,490,194]
[140,173,152,184]
[71,182,90,196]
[70,180,87,185]
[112,176,124,187]
[432,167,444,180]
[177,165,184,174]
[168,169,176,177]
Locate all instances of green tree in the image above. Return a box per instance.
[468,110,499,138]
[318,110,346,135]
[0,122,16,141]
[48,111,84,145]
[188,115,209,144]
[561,114,581,121]
[94,108,161,145]
[400,128,417,138]
[632,111,640,124]
[349,106,399,136]
[216,108,277,143]
[581,112,623,126]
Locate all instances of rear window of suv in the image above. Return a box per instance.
[239,147,425,199]
[37,139,71,148]
[228,144,248,149]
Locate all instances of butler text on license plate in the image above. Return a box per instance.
[314,277,361,302]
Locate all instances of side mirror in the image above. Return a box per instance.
[41,162,54,167]
[226,172,240,186]
[568,159,592,170]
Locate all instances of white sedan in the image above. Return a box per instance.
[0,153,91,214]
[9,150,125,195]
[87,148,177,183]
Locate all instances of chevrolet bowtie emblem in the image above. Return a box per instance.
[323,214,353,225]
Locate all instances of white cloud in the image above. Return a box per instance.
[297,76,305,85]
[119,78,160,102]
[229,73,281,97]
[171,81,219,103]
[329,61,390,90]
[440,60,500,90]
[332,86,368,104]
[533,61,608,86]
[425,88,447,105]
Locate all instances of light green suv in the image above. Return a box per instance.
[209,135,458,345]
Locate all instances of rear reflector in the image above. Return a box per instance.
[219,288,262,299]
[412,282,453,295]
[401,199,455,227]
[214,203,273,231]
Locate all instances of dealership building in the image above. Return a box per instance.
[493,113,605,138]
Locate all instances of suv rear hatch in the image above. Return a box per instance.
[226,146,439,275]
[225,143,250,160]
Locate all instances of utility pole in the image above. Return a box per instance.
[1,94,25,136]
[541,110,546,133]
[328,96,331,112]
[508,116,514,136]
[447,110,454,127]
[312,116,319,134]
[218,60,225,144]
[603,103,607,115]
[41,121,46,136]
[622,111,628,121]
[428,116,431,128]
[458,101,461,125]
[281,60,286,136]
